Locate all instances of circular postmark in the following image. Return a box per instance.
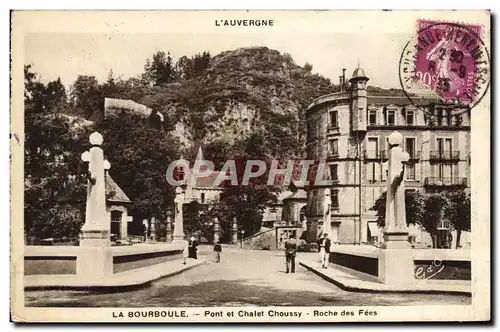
[399,20,490,112]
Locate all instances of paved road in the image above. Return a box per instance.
[25,246,471,307]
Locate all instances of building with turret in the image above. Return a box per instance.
[304,66,471,248]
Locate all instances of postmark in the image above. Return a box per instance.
[399,19,490,111]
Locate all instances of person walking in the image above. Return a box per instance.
[317,233,331,269]
[188,236,198,259]
[213,241,222,263]
[284,233,298,273]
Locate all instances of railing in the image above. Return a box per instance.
[327,150,341,158]
[429,150,460,160]
[424,177,468,186]
[307,91,350,109]
[364,150,388,160]
[408,151,420,160]
[327,125,340,132]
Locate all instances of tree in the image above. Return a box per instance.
[216,133,279,238]
[142,51,176,86]
[371,190,425,228]
[24,66,91,242]
[69,75,103,119]
[45,77,67,112]
[303,62,313,72]
[97,112,180,230]
[445,190,471,248]
[422,193,449,248]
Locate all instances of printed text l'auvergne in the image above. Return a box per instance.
[215,19,274,27]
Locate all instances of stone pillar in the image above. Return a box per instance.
[378,131,414,285]
[360,218,368,243]
[150,217,157,242]
[121,210,128,239]
[331,223,339,244]
[172,187,185,244]
[79,132,110,247]
[322,188,332,238]
[165,211,173,243]
[231,217,238,244]
[143,219,149,242]
[213,216,221,243]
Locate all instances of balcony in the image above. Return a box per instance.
[429,150,460,161]
[327,150,341,159]
[408,151,420,161]
[364,150,388,160]
[424,177,468,187]
[327,124,340,133]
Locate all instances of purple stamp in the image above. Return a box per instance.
[399,20,490,109]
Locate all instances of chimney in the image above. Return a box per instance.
[339,76,343,92]
[342,68,346,90]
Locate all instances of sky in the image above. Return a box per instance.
[24,32,408,90]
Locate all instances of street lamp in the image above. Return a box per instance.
[240,229,246,248]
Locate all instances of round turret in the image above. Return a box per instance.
[349,67,369,82]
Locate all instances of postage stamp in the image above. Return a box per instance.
[399,19,490,110]
[10,10,490,323]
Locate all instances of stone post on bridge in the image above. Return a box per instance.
[79,132,110,247]
[172,186,186,244]
[150,216,157,243]
[378,131,414,285]
[77,132,113,279]
[165,210,173,243]
[231,217,238,244]
[213,216,221,244]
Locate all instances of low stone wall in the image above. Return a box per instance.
[328,246,379,276]
[24,246,81,275]
[328,245,471,280]
[25,256,77,275]
[113,247,183,273]
[330,252,379,276]
[24,244,184,276]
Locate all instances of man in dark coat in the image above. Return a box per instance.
[284,233,298,273]
[213,241,222,263]
[188,236,198,259]
[317,233,331,269]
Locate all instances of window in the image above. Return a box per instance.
[329,110,338,128]
[406,163,416,180]
[446,109,452,126]
[367,162,376,183]
[437,138,452,158]
[111,211,122,223]
[437,109,444,126]
[437,164,453,181]
[331,189,339,209]
[406,110,414,125]
[329,139,339,156]
[368,110,377,125]
[329,164,338,181]
[387,110,396,125]
[366,137,378,159]
[438,219,451,230]
[200,193,205,203]
[405,137,416,159]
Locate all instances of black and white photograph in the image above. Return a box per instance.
[10,10,490,322]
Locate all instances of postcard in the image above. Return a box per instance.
[11,10,490,322]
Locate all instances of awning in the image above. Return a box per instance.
[368,222,380,237]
